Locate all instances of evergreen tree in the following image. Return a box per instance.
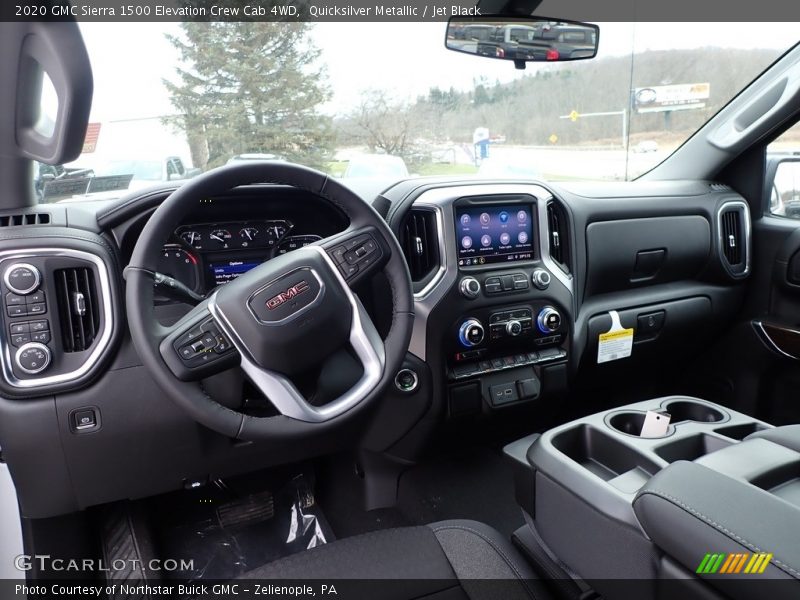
[165,22,332,169]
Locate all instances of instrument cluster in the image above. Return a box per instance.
[157,219,322,300]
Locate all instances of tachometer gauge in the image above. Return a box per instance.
[209,228,232,247]
[157,245,200,297]
[277,234,322,255]
[180,230,202,248]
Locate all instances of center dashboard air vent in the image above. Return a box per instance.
[55,267,101,352]
[546,200,571,274]
[400,208,441,292]
[718,202,750,278]
[0,213,50,227]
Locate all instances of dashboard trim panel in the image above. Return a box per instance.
[0,248,114,389]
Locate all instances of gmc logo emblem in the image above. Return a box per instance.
[266,280,310,310]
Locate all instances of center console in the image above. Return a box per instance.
[424,192,572,417]
[505,397,800,598]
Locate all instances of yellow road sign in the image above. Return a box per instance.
[569,110,579,122]
[549,134,558,144]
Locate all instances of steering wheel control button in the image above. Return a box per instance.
[3,263,41,295]
[458,318,485,347]
[394,368,419,393]
[459,276,481,299]
[14,342,51,375]
[330,233,384,281]
[532,269,551,290]
[537,306,562,334]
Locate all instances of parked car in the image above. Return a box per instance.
[342,154,410,179]
[226,153,284,163]
[476,156,541,179]
[88,156,201,190]
[633,140,660,153]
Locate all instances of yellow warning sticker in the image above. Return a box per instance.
[597,310,634,364]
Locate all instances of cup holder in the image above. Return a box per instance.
[663,400,725,423]
[606,411,671,438]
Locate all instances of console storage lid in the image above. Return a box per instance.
[634,459,800,598]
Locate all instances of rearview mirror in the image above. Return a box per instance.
[446,16,599,68]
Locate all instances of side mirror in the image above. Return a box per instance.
[766,156,800,218]
[445,16,598,69]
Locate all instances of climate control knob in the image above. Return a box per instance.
[458,318,485,347]
[15,342,51,375]
[3,263,40,295]
[537,306,562,334]
[531,269,551,290]
[506,320,523,337]
[459,276,481,299]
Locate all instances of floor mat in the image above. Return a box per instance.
[149,470,333,583]
[396,446,524,536]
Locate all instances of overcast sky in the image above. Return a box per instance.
[79,22,800,124]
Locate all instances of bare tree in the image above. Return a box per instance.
[351,90,417,157]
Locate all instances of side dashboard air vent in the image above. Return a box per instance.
[546,201,571,274]
[400,208,441,286]
[55,267,101,352]
[0,213,50,227]
[718,202,750,278]
[710,183,731,192]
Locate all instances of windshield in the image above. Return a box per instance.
[48,22,800,203]
[94,160,163,181]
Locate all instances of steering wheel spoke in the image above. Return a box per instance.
[319,226,390,287]
[235,296,385,422]
[157,300,240,381]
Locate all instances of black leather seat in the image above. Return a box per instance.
[238,519,552,600]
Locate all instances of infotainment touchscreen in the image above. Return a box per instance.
[455,204,534,265]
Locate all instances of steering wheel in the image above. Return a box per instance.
[126,163,414,441]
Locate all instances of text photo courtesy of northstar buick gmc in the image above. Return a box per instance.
[1,2,800,599]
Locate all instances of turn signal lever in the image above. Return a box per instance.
[124,266,205,305]
[153,272,205,304]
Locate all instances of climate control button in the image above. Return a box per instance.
[505,320,523,336]
[537,307,562,333]
[15,342,51,375]
[458,318,485,347]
